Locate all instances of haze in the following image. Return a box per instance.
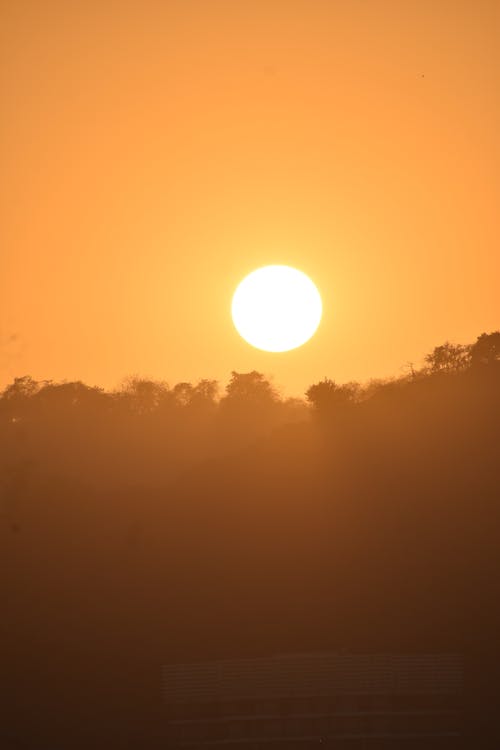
[1,1,499,393]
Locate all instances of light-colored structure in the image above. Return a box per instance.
[163,652,463,748]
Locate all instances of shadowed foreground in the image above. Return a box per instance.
[1,332,499,748]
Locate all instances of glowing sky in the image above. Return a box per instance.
[1,1,498,394]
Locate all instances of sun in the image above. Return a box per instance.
[231,265,322,352]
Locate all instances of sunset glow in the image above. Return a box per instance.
[2,3,499,746]
[231,266,322,352]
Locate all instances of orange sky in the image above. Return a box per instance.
[1,1,498,396]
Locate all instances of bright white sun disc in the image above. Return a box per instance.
[231,265,322,352]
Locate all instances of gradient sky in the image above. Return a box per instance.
[1,1,498,395]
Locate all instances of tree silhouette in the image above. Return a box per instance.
[470,331,500,366]
[118,376,170,414]
[424,341,470,373]
[223,370,278,405]
[305,378,359,416]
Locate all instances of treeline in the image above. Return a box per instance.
[1,331,499,749]
[1,331,498,482]
[0,369,307,497]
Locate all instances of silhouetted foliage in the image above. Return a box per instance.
[470,331,500,366]
[306,378,360,417]
[223,370,278,405]
[119,376,170,414]
[424,341,470,373]
[1,331,500,748]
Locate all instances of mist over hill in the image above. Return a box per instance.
[1,332,499,748]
